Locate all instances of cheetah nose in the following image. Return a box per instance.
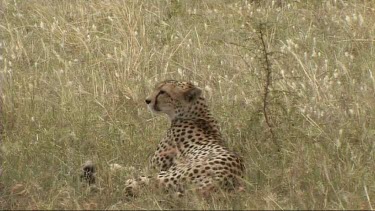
[145,99,151,104]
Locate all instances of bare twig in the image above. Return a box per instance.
[258,23,280,152]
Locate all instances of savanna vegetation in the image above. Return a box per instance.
[1,0,374,209]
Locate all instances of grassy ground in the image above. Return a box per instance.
[1,0,375,209]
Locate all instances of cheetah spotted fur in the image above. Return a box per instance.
[125,80,245,197]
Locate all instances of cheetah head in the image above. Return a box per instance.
[145,80,202,119]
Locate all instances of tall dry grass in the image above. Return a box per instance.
[1,0,374,209]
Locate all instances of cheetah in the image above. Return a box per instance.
[125,80,245,197]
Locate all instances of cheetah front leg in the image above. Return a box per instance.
[124,175,152,197]
[125,145,182,197]
[124,168,186,198]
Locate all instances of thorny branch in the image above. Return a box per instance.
[258,23,280,152]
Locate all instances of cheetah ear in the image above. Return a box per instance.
[183,87,202,103]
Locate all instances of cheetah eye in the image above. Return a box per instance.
[159,90,166,95]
